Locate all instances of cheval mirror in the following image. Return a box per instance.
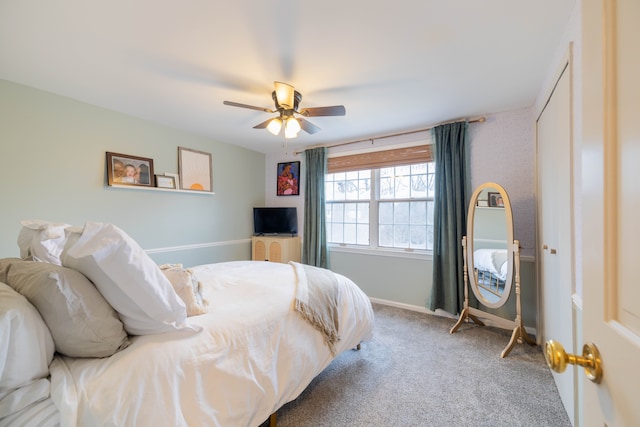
[450,182,535,357]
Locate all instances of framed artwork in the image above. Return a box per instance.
[106,152,154,187]
[277,161,300,196]
[488,192,504,207]
[155,174,176,189]
[178,147,213,192]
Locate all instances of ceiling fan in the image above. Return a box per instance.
[223,81,346,138]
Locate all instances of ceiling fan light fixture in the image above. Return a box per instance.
[284,128,298,139]
[274,81,295,109]
[224,82,345,138]
[267,118,282,135]
[284,117,301,139]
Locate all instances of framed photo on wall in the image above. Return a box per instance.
[106,152,154,187]
[488,192,504,207]
[178,147,213,192]
[277,161,300,196]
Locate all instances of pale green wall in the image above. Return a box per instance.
[473,207,509,245]
[0,79,265,263]
[328,251,432,308]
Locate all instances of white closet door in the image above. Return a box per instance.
[536,58,575,424]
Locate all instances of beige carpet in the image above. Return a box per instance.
[270,303,571,427]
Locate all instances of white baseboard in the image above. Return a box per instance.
[369,297,538,340]
[368,297,457,319]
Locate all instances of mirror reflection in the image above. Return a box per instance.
[467,183,514,308]
[472,190,508,304]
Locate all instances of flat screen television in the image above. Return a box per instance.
[253,207,298,236]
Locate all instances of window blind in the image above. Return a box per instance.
[328,145,433,173]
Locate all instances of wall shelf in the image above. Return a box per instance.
[108,184,215,195]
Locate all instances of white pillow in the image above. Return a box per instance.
[0,283,55,401]
[160,264,208,316]
[60,222,190,335]
[0,258,129,357]
[17,220,70,265]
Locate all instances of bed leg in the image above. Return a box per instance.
[269,412,276,427]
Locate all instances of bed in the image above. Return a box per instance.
[473,248,508,302]
[0,221,374,427]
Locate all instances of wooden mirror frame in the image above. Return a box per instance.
[466,182,514,309]
[450,182,536,357]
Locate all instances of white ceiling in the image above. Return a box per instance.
[0,1,575,154]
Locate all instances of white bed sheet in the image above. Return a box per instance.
[49,261,374,427]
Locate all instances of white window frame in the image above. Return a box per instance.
[326,162,434,258]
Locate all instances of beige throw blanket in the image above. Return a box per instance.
[290,261,340,355]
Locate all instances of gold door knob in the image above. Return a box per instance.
[544,340,603,384]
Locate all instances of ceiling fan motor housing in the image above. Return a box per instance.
[272,90,302,112]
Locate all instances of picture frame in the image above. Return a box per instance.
[488,192,504,207]
[477,199,489,207]
[178,147,213,192]
[155,174,176,189]
[163,173,180,189]
[106,152,154,187]
[277,161,300,196]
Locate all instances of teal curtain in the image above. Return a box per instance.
[429,121,469,315]
[302,147,328,268]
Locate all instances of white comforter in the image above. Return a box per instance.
[49,261,374,427]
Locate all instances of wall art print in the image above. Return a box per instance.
[277,161,300,196]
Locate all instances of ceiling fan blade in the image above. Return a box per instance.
[299,105,346,117]
[253,118,275,129]
[223,100,275,113]
[298,118,321,134]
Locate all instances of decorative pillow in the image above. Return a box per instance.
[0,258,22,283]
[0,258,129,358]
[16,220,70,265]
[0,283,55,401]
[60,222,191,335]
[160,264,208,316]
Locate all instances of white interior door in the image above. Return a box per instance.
[536,58,575,424]
[581,0,640,425]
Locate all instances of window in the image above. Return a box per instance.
[325,170,371,245]
[325,161,435,251]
